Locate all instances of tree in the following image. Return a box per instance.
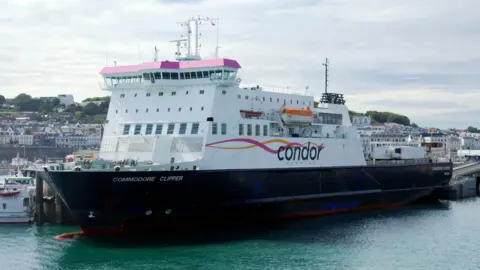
[83,103,100,115]
[467,126,480,133]
[0,95,5,105]
[365,110,411,126]
[411,123,419,128]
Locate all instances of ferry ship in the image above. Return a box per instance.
[41,17,452,236]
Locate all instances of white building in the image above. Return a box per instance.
[356,123,386,135]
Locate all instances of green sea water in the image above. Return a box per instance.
[1,199,480,270]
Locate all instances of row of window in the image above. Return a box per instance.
[238,95,312,106]
[123,123,200,136]
[117,89,313,110]
[315,113,343,125]
[238,124,269,136]
[119,89,206,98]
[115,106,205,114]
[105,69,237,85]
[123,122,271,137]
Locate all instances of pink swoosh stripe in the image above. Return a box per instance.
[205,138,307,154]
[205,138,279,153]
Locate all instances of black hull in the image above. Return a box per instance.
[43,163,452,235]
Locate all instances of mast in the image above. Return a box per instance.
[172,16,219,61]
[154,46,158,62]
[322,58,329,94]
[214,17,220,59]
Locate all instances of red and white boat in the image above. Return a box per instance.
[0,183,34,224]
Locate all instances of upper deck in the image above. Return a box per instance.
[100,58,241,75]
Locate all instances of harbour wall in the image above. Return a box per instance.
[0,146,74,162]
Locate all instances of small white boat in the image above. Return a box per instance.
[0,183,35,224]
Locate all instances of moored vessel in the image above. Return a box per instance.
[40,17,452,236]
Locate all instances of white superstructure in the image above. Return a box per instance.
[95,17,393,170]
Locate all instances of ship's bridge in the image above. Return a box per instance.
[98,58,241,90]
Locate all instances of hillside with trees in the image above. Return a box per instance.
[467,126,480,133]
[0,93,110,124]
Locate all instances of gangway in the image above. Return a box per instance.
[451,161,480,181]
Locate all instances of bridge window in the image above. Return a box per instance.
[162,72,171,79]
[191,123,199,134]
[134,124,141,135]
[167,124,175,135]
[171,73,179,80]
[239,124,244,135]
[154,72,161,80]
[145,124,153,135]
[155,124,163,135]
[247,124,252,136]
[123,125,130,135]
[185,72,191,79]
[179,123,187,134]
[197,71,203,78]
[180,73,185,80]
[203,71,209,77]
[212,123,218,135]
[255,125,260,136]
[143,73,150,80]
[221,123,227,135]
[263,125,268,136]
[191,72,197,79]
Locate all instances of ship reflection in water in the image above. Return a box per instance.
[4,200,480,270]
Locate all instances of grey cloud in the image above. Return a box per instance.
[0,0,479,129]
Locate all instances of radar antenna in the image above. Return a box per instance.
[319,58,346,105]
[322,57,329,94]
[173,16,219,61]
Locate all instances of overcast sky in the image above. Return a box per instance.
[0,0,479,129]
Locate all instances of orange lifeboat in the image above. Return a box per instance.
[240,110,263,118]
[280,106,313,124]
